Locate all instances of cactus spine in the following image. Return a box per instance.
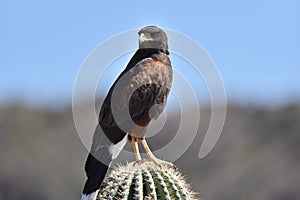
[98,160,197,200]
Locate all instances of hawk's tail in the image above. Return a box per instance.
[82,148,111,200]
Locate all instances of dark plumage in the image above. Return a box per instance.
[82,26,172,200]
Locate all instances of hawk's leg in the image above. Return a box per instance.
[132,137,142,161]
[141,138,176,169]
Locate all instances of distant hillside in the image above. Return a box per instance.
[1,103,299,200]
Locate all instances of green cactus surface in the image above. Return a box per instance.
[98,160,197,200]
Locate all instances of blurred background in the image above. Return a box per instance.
[1,0,300,199]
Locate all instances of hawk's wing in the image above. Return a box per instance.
[99,57,172,129]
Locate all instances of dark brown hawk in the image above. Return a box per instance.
[82,26,173,200]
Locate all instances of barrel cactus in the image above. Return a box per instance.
[97,160,197,200]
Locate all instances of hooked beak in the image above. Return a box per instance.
[139,33,154,43]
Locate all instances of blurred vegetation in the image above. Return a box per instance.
[1,103,300,200]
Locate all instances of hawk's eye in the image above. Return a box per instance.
[152,32,159,38]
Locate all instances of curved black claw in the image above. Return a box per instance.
[171,163,178,171]
[166,162,177,171]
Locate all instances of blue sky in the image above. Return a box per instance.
[1,0,299,107]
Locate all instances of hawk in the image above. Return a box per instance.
[81,26,173,200]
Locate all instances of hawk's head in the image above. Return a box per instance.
[138,26,168,51]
